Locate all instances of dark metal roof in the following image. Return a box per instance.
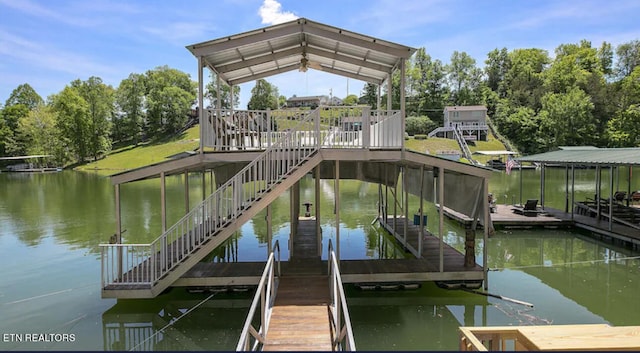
[186,18,416,86]
[517,147,640,166]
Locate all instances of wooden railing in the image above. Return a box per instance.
[236,240,281,351]
[459,327,524,351]
[201,107,402,151]
[101,110,320,289]
[328,240,356,351]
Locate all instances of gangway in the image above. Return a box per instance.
[237,240,356,351]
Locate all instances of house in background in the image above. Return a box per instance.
[286,95,343,108]
[428,105,489,142]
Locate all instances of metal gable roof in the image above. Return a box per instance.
[186,18,416,86]
[517,147,640,166]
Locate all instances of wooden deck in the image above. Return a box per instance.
[262,276,332,351]
[440,202,640,248]
[460,324,640,351]
[173,217,483,287]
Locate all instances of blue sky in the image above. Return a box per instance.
[1,0,639,108]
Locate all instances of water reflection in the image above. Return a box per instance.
[102,290,251,351]
[3,170,640,351]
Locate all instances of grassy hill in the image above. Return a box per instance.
[74,127,200,176]
[75,125,507,176]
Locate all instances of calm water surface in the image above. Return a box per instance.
[1,168,640,351]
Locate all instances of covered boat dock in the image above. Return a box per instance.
[516,146,640,246]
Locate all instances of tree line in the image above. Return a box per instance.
[0,66,200,166]
[1,38,639,167]
[363,39,640,154]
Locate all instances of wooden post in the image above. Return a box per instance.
[609,166,614,231]
[419,166,424,258]
[335,160,340,263]
[198,56,204,154]
[438,167,444,272]
[596,165,601,219]
[115,184,122,278]
[540,164,545,210]
[565,165,569,213]
[161,171,167,232]
[376,84,381,111]
[571,165,575,220]
[202,170,206,201]
[315,166,321,257]
[403,167,408,248]
[184,171,189,214]
[267,204,272,254]
[483,178,490,290]
[399,58,406,147]
[387,73,392,111]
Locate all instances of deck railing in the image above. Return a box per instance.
[201,107,402,151]
[236,240,281,351]
[328,240,356,351]
[101,109,320,289]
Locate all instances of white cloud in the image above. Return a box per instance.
[258,0,298,25]
[0,29,119,78]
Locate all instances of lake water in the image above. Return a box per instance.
[1,167,640,350]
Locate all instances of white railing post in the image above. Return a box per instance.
[362,106,371,148]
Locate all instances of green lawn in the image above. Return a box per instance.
[74,126,200,176]
[76,125,509,177]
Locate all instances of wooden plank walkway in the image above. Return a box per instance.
[262,276,332,351]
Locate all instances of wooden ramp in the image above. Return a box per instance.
[263,276,332,351]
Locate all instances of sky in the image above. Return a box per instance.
[1,0,640,109]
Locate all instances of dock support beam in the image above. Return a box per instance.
[335,160,340,263]
[438,167,444,272]
[267,204,272,254]
[198,56,204,155]
[184,171,189,214]
[161,171,167,232]
[403,167,408,247]
[483,177,489,290]
[115,184,122,278]
[418,166,425,258]
[315,166,321,256]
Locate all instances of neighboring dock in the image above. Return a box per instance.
[440,203,640,248]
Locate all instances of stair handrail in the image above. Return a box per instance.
[236,240,281,351]
[327,239,356,351]
[453,126,478,165]
[101,108,320,289]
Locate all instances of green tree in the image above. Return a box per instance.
[5,83,43,110]
[51,86,91,163]
[0,104,29,156]
[504,48,549,110]
[72,77,114,161]
[1,84,44,156]
[485,48,511,97]
[144,66,197,137]
[115,73,146,144]
[615,40,640,78]
[446,51,483,105]
[247,79,278,110]
[343,94,358,106]
[205,72,240,109]
[17,105,66,166]
[539,87,595,147]
[361,83,378,109]
[606,104,640,147]
[410,48,448,116]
